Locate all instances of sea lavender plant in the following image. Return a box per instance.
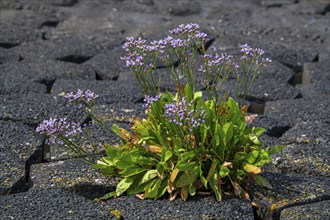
[36,23,284,203]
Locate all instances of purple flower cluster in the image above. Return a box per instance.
[121,37,157,70]
[36,117,82,145]
[240,43,272,67]
[64,89,98,110]
[199,46,238,73]
[164,97,205,131]
[169,23,208,47]
[240,44,263,58]
[169,23,200,35]
[143,95,161,110]
[121,23,209,70]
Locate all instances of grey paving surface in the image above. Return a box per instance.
[1,0,329,219]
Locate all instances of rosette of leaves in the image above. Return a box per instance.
[93,84,284,201]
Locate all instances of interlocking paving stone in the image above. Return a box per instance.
[0,120,40,195]
[300,61,330,95]
[250,116,291,138]
[0,8,60,30]
[0,188,114,220]
[0,78,45,95]
[0,60,95,87]
[251,172,330,220]
[82,47,130,81]
[11,35,121,62]
[274,120,330,178]
[264,95,330,125]
[0,93,80,125]
[280,200,330,220]
[0,23,42,48]
[0,48,20,64]
[29,158,118,199]
[106,195,254,220]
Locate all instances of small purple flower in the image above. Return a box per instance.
[240,44,267,59]
[143,95,161,109]
[163,98,205,131]
[261,57,272,67]
[64,89,98,110]
[199,49,236,73]
[36,117,82,145]
[169,38,188,49]
[254,48,265,56]
[169,23,200,35]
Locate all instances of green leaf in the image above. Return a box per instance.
[184,84,193,101]
[209,173,222,201]
[164,150,173,162]
[156,162,166,174]
[269,145,286,155]
[155,126,166,147]
[111,124,121,138]
[194,91,203,100]
[199,164,208,188]
[212,123,221,147]
[252,127,265,137]
[245,150,259,164]
[180,151,195,161]
[116,177,134,196]
[253,149,272,166]
[92,163,109,169]
[189,184,196,196]
[119,166,146,177]
[98,191,117,200]
[234,152,246,164]
[146,178,163,198]
[175,166,199,187]
[157,177,169,198]
[139,169,158,185]
[227,97,240,113]
[206,160,218,181]
[200,125,209,143]
[180,186,189,201]
[176,162,196,171]
[219,166,230,178]
[127,181,150,195]
[236,169,246,181]
[249,133,261,145]
[200,174,208,189]
[255,175,273,189]
[222,122,233,144]
[100,166,117,176]
[106,146,121,159]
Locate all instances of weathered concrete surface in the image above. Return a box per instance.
[280,200,330,220]
[251,172,330,220]
[106,195,254,220]
[1,0,329,219]
[0,120,41,195]
[0,188,114,220]
[29,158,118,199]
